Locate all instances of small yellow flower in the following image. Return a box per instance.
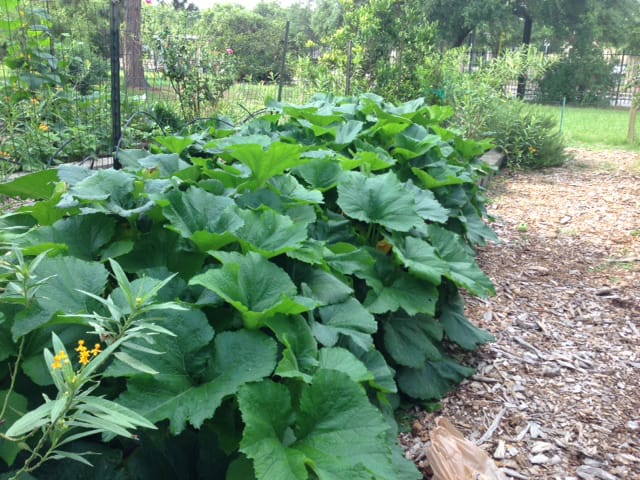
[39,123,50,132]
[52,351,68,369]
[79,350,90,365]
[90,343,102,357]
[75,339,101,365]
[30,97,39,104]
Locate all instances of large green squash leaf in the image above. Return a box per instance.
[294,157,344,190]
[313,298,377,351]
[356,349,397,394]
[397,358,475,400]
[365,272,438,317]
[190,252,316,329]
[10,256,108,339]
[334,119,364,145]
[118,330,277,435]
[337,171,421,232]
[428,224,495,297]
[406,182,449,223]
[17,214,116,260]
[383,314,443,368]
[266,315,318,383]
[0,169,58,199]
[439,292,495,350]
[117,225,205,278]
[153,136,195,155]
[238,370,420,480]
[227,142,307,190]
[126,153,191,177]
[161,187,243,251]
[268,175,323,205]
[387,235,449,285]
[318,347,373,384]
[63,169,153,217]
[459,203,499,246]
[235,208,309,258]
[295,266,352,305]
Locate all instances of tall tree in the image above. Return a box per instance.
[124,0,147,89]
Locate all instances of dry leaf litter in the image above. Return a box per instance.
[401,148,640,480]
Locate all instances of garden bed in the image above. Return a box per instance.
[403,148,640,479]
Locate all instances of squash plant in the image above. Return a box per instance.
[0,94,497,479]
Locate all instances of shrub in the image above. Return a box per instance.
[424,47,551,139]
[0,94,497,479]
[486,101,567,169]
[419,48,567,170]
[537,51,617,106]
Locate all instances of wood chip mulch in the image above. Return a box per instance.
[401,148,640,480]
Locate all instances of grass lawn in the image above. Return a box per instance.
[530,104,640,152]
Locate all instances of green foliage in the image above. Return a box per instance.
[487,101,567,169]
[420,47,567,169]
[426,47,551,138]
[0,94,498,478]
[537,51,617,105]
[152,31,237,118]
[310,0,437,101]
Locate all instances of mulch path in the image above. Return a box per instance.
[402,148,640,480]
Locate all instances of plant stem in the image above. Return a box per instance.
[0,337,26,420]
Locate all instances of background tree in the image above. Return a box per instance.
[124,0,147,89]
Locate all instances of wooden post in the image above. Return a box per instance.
[628,104,637,144]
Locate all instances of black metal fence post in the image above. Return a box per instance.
[110,0,122,169]
[277,21,290,102]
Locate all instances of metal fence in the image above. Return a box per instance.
[1,0,638,174]
[0,0,330,173]
[465,50,638,107]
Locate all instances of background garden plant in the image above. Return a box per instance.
[1,93,498,478]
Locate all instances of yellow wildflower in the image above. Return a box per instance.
[90,343,102,357]
[79,349,90,365]
[39,123,50,132]
[76,339,101,365]
[30,97,39,105]
[76,340,90,365]
[52,350,68,369]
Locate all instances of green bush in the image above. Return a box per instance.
[537,51,617,106]
[419,48,567,170]
[0,94,497,479]
[487,101,567,169]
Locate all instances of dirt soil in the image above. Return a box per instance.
[402,148,640,480]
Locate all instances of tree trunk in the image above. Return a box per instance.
[516,14,532,100]
[628,103,637,144]
[124,0,147,89]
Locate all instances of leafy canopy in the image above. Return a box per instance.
[0,93,497,479]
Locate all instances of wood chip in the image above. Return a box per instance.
[400,149,640,479]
